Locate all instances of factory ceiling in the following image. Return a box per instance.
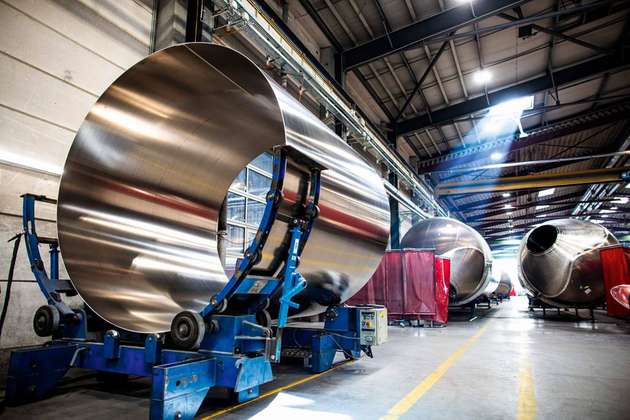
[289,0,630,250]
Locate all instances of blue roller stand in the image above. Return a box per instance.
[283,306,367,373]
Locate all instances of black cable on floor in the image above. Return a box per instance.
[0,233,22,338]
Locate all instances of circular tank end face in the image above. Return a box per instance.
[526,224,558,253]
[56,44,390,333]
[57,45,288,333]
[448,247,485,302]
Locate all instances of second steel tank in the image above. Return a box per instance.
[494,273,513,298]
[400,218,493,305]
[518,219,618,307]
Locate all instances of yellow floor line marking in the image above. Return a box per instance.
[199,360,355,419]
[380,322,491,420]
[517,354,536,420]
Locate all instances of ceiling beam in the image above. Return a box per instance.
[395,39,450,121]
[435,150,630,176]
[497,12,611,54]
[296,0,399,130]
[395,53,630,137]
[297,0,343,51]
[466,197,628,222]
[436,166,630,196]
[415,100,630,172]
[342,0,531,70]
[471,204,578,230]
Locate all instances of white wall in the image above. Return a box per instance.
[0,0,154,350]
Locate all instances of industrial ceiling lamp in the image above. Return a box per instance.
[473,69,492,84]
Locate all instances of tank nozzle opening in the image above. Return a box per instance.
[526,224,558,253]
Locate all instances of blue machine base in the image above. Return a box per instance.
[282,306,365,373]
[6,314,274,420]
[6,341,272,420]
[5,307,366,419]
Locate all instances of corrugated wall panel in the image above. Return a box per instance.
[0,0,154,350]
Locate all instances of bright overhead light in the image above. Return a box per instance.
[473,69,492,84]
[536,214,547,218]
[489,96,534,117]
[611,206,618,210]
[504,204,514,209]
[491,152,504,161]
[481,96,533,139]
[614,196,629,204]
[536,205,549,210]
[506,211,513,215]
[502,193,511,198]
[538,188,555,198]
[600,209,615,214]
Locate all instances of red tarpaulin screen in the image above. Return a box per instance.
[434,257,450,324]
[347,249,451,324]
[600,246,630,317]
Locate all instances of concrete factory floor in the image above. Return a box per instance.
[2,296,630,419]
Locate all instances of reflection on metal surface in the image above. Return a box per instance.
[518,219,618,307]
[400,218,493,305]
[57,43,390,333]
[610,285,630,309]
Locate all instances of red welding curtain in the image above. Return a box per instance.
[347,251,391,307]
[434,257,450,324]
[347,250,450,324]
[402,251,436,316]
[384,251,404,315]
[600,246,630,317]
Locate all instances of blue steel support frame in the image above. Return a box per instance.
[7,151,369,419]
[201,149,287,317]
[8,195,276,419]
[21,194,74,318]
[282,306,365,373]
[277,226,308,329]
[6,315,273,419]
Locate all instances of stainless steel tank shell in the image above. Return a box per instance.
[56,43,390,333]
[495,273,512,297]
[518,219,618,307]
[400,217,493,305]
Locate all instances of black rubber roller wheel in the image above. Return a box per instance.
[33,304,60,337]
[170,311,206,350]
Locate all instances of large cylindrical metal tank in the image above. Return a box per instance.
[400,218,493,305]
[56,43,390,333]
[518,219,618,307]
[494,273,513,298]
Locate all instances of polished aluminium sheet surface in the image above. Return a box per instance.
[57,43,390,333]
[400,217,493,305]
[518,219,618,307]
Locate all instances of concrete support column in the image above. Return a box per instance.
[388,171,400,250]
[153,0,214,51]
[321,47,346,139]
[387,131,400,249]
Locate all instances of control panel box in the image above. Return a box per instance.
[359,306,388,346]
